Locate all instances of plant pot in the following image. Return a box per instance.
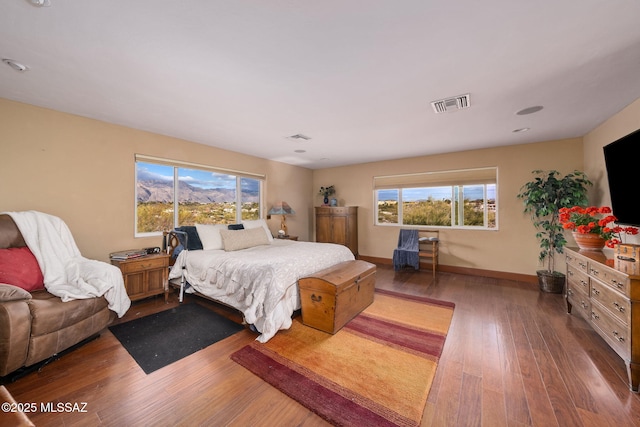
[572,232,606,251]
[537,270,565,294]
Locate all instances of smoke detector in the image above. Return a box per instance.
[287,134,311,141]
[431,93,470,114]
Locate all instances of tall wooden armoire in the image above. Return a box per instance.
[315,206,358,256]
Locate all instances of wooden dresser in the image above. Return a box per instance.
[565,247,640,391]
[315,206,358,256]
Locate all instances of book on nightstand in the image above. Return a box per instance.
[109,249,148,260]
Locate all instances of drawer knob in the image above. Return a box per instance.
[310,294,322,303]
[567,289,574,296]
[613,302,625,313]
[613,331,625,342]
[591,287,600,295]
[592,312,600,320]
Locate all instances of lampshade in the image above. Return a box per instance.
[268,201,295,216]
[268,202,295,237]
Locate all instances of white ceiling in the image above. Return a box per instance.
[2,1,640,169]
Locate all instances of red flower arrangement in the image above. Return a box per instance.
[559,206,639,248]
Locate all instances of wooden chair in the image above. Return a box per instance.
[418,230,439,278]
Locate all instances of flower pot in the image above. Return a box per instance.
[572,232,606,251]
[537,270,565,294]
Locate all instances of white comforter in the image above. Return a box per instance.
[5,211,131,317]
[169,239,354,342]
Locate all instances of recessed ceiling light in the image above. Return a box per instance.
[294,150,306,153]
[512,127,530,133]
[2,59,29,72]
[516,106,543,115]
[27,0,51,6]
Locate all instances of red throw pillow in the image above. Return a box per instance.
[0,247,45,292]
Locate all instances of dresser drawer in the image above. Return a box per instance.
[590,277,630,326]
[566,252,588,273]
[567,289,591,320]
[591,301,631,360]
[588,263,629,296]
[116,256,168,274]
[567,265,590,297]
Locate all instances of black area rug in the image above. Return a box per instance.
[109,303,245,374]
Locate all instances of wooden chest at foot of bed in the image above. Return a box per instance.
[299,260,376,334]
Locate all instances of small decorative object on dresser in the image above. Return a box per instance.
[565,247,640,391]
[559,205,639,251]
[318,185,335,206]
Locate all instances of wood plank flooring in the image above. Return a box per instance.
[4,265,640,426]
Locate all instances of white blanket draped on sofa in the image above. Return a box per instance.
[4,211,131,317]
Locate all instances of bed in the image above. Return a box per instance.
[166,220,355,342]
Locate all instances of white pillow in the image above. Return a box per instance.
[195,224,227,250]
[241,219,274,242]
[219,227,270,251]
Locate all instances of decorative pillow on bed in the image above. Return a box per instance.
[219,227,270,251]
[228,224,244,230]
[241,219,274,242]
[195,224,228,250]
[0,247,45,292]
[175,226,204,250]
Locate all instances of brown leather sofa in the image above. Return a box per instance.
[0,214,116,378]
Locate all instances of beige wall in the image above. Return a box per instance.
[0,98,312,261]
[3,95,638,276]
[312,138,585,276]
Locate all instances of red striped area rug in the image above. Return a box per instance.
[230,289,455,427]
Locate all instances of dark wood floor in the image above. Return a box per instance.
[4,265,640,426]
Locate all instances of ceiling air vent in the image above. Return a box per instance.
[431,93,470,114]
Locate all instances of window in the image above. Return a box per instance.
[135,155,264,235]
[374,167,497,229]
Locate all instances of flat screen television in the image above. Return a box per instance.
[603,128,640,226]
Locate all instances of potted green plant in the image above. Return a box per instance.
[517,170,592,293]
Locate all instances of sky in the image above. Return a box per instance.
[379,185,496,202]
[137,162,259,192]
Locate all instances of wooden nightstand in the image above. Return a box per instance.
[111,254,170,302]
[277,235,298,241]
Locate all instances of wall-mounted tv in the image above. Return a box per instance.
[603,128,640,226]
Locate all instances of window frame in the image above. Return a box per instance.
[134,154,265,237]
[373,167,498,230]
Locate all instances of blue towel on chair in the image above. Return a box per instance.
[393,229,420,270]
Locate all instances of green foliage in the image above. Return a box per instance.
[403,199,452,226]
[137,202,259,233]
[517,170,592,273]
[378,198,495,227]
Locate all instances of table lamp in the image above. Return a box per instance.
[268,201,295,236]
